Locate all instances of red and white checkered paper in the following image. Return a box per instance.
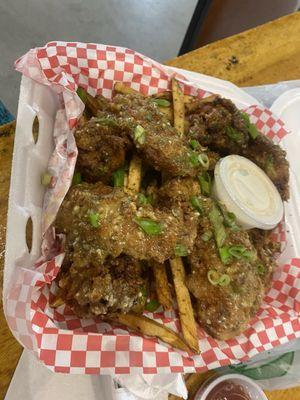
[5,42,300,374]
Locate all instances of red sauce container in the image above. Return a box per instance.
[194,373,268,400]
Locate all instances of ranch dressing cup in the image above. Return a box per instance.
[212,155,283,230]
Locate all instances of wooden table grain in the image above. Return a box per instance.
[1,11,300,399]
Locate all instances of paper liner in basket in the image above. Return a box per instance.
[4,42,300,374]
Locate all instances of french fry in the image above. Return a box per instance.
[185,94,218,114]
[172,78,185,136]
[151,261,173,310]
[125,153,142,195]
[114,82,142,96]
[114,312,190,353]
[170,79,200,353]
[168,371,215,400]
[169,258,199,354]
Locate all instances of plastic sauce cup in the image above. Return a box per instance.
[212,155,284,230]
[194,373,268,400]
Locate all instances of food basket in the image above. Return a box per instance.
[4,42,300,374]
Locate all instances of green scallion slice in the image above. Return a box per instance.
[112,168,125,187]
[96,117,118,127]
[134,125,146,145]
[174,244,188,257]
[76,87,87,103]
[207,270,220,286]
[201,231,213,242]
[219,246,232,264]
[226,126,243,142]
[189,150,200,166]
[137,193,149,206]
[198,153,210,169]
[88,212,100,228]
[145,298,160,312]
[209,205,226,247]
[190,196,203,214]
[218,274,231,287]
[152,98,171,107]
[189,139,200,150]
[72,172,82,185]
[41,173,52,186]
[257,264,266,275]
[135,217,163,235]
[199,172,212,196]
[228,245,247,259]
[240,111,259,140]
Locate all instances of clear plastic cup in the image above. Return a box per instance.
[212,155,284,230]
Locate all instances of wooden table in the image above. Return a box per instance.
[1,11,300,399]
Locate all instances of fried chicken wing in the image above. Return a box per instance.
[74,117,130,183]
[55,182,198,265]
[185,198,267,340]
[187,96,289,200]
[57,254,146,317]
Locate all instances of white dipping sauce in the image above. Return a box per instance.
[213,155,284,230]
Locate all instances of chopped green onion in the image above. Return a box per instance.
[219,246,232,264]
[189,139,200,150]
[201,231,213,242]
[112,168,125,187]
[226,126,243,142]
[248,123,259,140]
[209,205,226,247]
[265,154,274,174]
[77,87,87,103]
[228,245,247,259]
[217,203,239,231]
[135,217,163,235]
[88,212,100,228]
[137,193,149,206]
[189,150,200,166]
[218,274,231,287]
[198,153,210,169]
[145,298,160,312]
[96,117,118,127]
[72,172,82,185]
[257,263,266,275]
[134,125,146,145]
[152,98,171,107]
[207,270,220,286]
[190,196,203,214]
[199,172,212,196]
[174,244,188,257]
[240,111,259,140]
[41,173,52,186]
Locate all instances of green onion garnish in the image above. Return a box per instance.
[207,270,220,286]
[112,168,125,187]
[77,87,88,103]
[257,263,265,275]
[218,274,231,287]
[137,193,149,206]
[198,153,209,169]
[41,173,52,186]
[190,196,203,214]
[189,150,200,166]
[207,270,231,286]
[134,125,146,145]
[145,298,160,312]
[228,245,247,259]
[96,117,118,127]
[219,246,232,264]
[152,98,171,107]
[72,172,82,185]
[174,244,188,257]
[201,231,213,242]
[209,205,226,247]
[199,172,212,196]
[189,139,200,150]
[265,154,274,174]
[88,212,100,228]
[226,126,243,143]
[240,111,259,140]
[135,217,163,235]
